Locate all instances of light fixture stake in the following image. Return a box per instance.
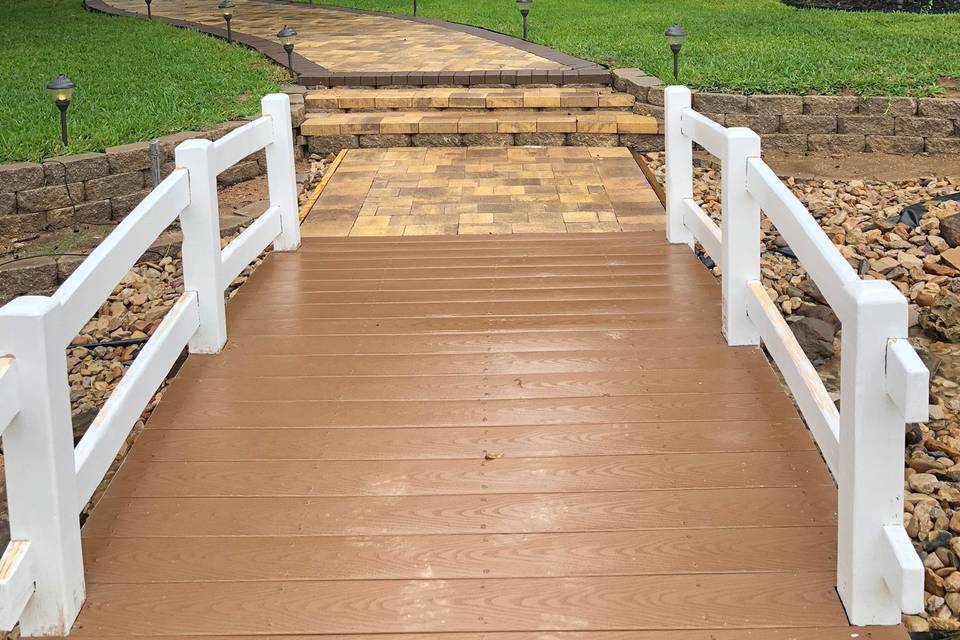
[46,74,75,147]
[664,24,688,82]
[516,0,532,41]
[276,25,298,76]
[219,0,236,42]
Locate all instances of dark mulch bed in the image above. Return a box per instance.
[783,0,959,12]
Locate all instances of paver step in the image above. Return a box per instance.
[305,87,636,111]
[301,111,656,136]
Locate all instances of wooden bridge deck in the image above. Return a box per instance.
[72,232,907,639]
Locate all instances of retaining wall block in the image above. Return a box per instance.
[761,133,808,153]
[838,115,896,135]
[925,138,960,154]
[864,135,925,155]
[0,162,44,194]
[42,153,110,183]
[895,116,954,137]
[748,95,803,115]
[803,95,860,115]
[725,114,781,134]
[807,133,866,153]
[918,98,960,119]
[780,114,838,134]
[693,93,748,114]
[16,182,85,213]
[858,97,917,116]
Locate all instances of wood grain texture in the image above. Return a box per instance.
[82,487,836,537]
[72,573,849,636]
[102,451,832,498]
[160,370,784,403]
[67,632,907,640]
[70,233,891,638]
[144,393,800,430]
[128,421,816,461]
[82,528,837,582]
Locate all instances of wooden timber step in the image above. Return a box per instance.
[305,86,636,111]
[300,110,657,137]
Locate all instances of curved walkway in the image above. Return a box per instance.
[87,0,608,86]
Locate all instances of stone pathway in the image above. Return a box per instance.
[97,0,574,73]
[300,147,664,237]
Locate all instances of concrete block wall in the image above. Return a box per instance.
[613,68,960,155]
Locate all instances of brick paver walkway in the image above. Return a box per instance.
[301,147,664,237]
[103,0,564,72]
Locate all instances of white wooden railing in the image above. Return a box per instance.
[665,85,928,626]
[0,93,300,636]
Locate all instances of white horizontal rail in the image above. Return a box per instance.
[73,292,199,510]
[0,357,20,436]
[0,541,35,631]
[745,158,861,321]
[745,281,840,474]
[52,170,190,347]
[679,108,729,157]
[211,116,274,176]
[218,205,282,290]
[886,338,929,424]
[680,199,721,262]
[881,524,924,615]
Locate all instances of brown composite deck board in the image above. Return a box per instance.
[128,421,816,461]
[180,349,771,376]
[68,634,906,640]
[102,451,832,497]
[82,528,838,583]
[161,370,784,401]
[72,232,905,639]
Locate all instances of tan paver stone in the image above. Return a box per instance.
[302,147,663,237]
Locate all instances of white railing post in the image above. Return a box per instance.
[837,279,911,625]
[720,128,762,346]
[261,93,301,252]
[0,297,84,636]
[176,139,227,354]
[663,86,694,247]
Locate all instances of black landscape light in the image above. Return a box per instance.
[219,0,235,42]
[47,74,75,147]
[276,25,297,75]
[145,0,152,19]
[517,0,532,41]
[665,24,687,82]
[413,0,417,16]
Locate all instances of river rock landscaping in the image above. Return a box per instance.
[645,151,960,631]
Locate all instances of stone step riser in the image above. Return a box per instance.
[305,89,636,113]
[305,132,664,157]
[300,112,658,138]
[309,106,636,114]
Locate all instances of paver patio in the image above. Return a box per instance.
[300,147,665,236]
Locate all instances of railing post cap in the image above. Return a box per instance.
[843,278,906,308]
[261,92,291,107]
[174,137,214,157]
[664,85,691,97]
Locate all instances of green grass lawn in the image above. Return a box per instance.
[311,0,959,97]
[0,0,283,163]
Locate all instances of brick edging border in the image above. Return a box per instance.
[83,0,610,87]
